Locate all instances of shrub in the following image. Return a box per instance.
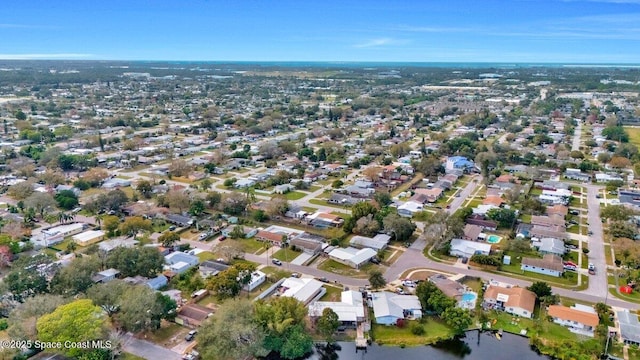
[410,322,425,335]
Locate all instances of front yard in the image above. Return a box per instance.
[272,247,302,262]
[317,259,376,279]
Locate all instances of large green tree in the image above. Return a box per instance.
[255,297,313,359]
[197,299,267,360]
[316,308,340,343]
[37,299,109,357]
[106,247,164,278]
[49,256,101,296]
[382,214,416,242]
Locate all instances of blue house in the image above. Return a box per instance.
[146,275,169,290]
[445,156,475,173]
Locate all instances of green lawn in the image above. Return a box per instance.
[625,126,640,148]
[520,214,532,223]
[197,251,219,262]
[237,238,268,254]
[282,191,306,200]
[487,310,578,342]
[309,198,347,209]
[302,206,318,213]
[272,247,302,262]
[319,285,344,301]
[260,266,292,281]
[317,259,371,278]
[372,318,455,346]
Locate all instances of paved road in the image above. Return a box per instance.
[582,184,608,297]
[122,332,182,360]
[572,120,582,152]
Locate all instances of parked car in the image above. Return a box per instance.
[185,330,197,341]
[317,277,329,283]
[395,288,405,295]
[169,225,177,231]
[370,257,381,264]
[272,259,282,266]
[402,280,416,287]
[291,273,301,278]
[217,235,226,241]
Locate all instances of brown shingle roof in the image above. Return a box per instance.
[548,305,599,327]
[483,286,536,313]
[522,254,565,272]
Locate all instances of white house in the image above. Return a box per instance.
[531,237,566,256]
[371,292,423,325]
[164,251,200,274]
[397,201,424,217]
[521,254,564,277]
[278,277,325,305]
[243,271,266,292]
[308,290,365,328]
[349,234,391,251]
[449,239,491,259]
[328,247,377,269]
[547,304,599,337]
[72,230,105,246]
[483,286,536,318]
[31,223,86,248]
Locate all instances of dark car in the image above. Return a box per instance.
[317,277,329,283]
[370,257,381,264]
[272,259,282,266]
[168,225,177,231]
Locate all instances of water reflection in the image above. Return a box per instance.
[264,330,549,360]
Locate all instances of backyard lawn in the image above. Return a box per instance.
[319,284,344,301]
[282,191,306,200]
[625,126,640,148]
[372,318,455,346]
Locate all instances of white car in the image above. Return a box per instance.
[402,280,416,288]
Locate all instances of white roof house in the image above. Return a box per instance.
[371,292,422,325]
[449,239,492,258]
[165,252,199,274]
[72,230,105,246]
[328,247,377,269]
[397,201,424,217]
[309,290,365,323]
[244,271,266,292]
[278,277,325,305]
[349,234,391,251]
[31,223,86,248]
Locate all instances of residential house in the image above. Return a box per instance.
[165,251,200,275]
[274,184,295,194]
[305,212,344,228]
[255,225,303,246]
[244,271,266,292]
[414,187,444,203]
[371,292,423,325]
[221,225,258,238]
[32,223,87,248]
[429,274,465,301]
[98,237,139,252]
[445,156,475,173]
[521,254,564,277]
[72,230,105,246]
[176,303,213,328]
[465,215,498,231]
[462,224,483,241]
[289,234,324,254]
[546,204,568,218]
[309,290,365,328]
[344,184,375,198]
[349,233,391,251]
[328,193,364,206]
[277,277,325,305]
[449,239,491,259]
[234,178,256,188]
[165,214,193,227]
[617,310,640,346]
[548,304,599,337]
[595,173,624,183]
[483,196,504,208]
[531,237,566,256]
[483,285,536,318]
[92,268,120,284]
[397,201,424,218]
[619,189,640,208]
[199,260,230,277]
[531,215,565,229]
[564,168,591,182]
[147,275,169,290]
[529,226,567,241]
[328,247,377,269]
[102,178,132,189]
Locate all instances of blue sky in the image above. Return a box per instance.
[1,0,640,63]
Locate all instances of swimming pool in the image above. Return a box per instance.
[461,292,477,302]
[487,235,502,244]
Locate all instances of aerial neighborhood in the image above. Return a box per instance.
[0,62,639,360]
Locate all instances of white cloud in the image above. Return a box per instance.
[354,38,408,48]
[0,53,94,60]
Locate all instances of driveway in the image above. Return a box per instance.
[121,333,182,360]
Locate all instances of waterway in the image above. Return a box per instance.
[289,331,549,360]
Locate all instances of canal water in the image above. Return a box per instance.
[293,331,549,360]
